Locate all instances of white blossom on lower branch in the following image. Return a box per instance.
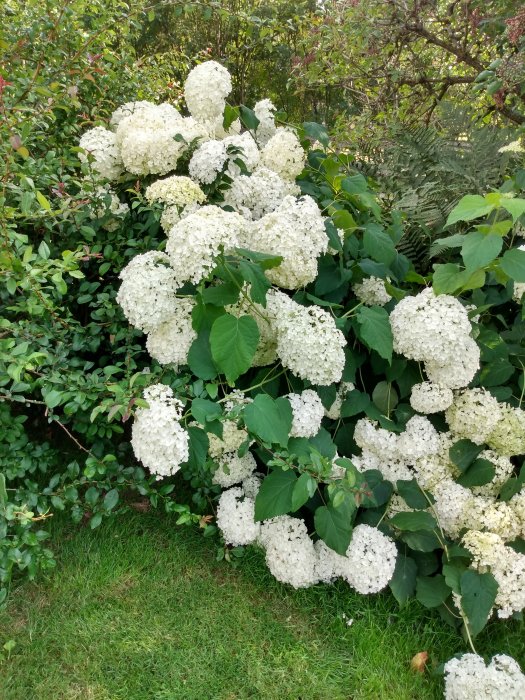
[444,654,525,699]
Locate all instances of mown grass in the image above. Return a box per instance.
[0,512,524,700]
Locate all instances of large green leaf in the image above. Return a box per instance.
[449,439,484,473]
[446,195,494,226]
[188,331,217,380]
[460,570,498,637]
[432,263,466,295]
[397,479,433,510]
[456,458,496,488]
[191,398,222,426]
[314,501,355,555]
[210,313,260,384]
[291,473,317,512]
[186,426,209,470]
[390,511,438,531]
[416,574,451,608]
[501,197,525,222]
[389,553,417,605]
[243,394,292,447]
[461,232,502,271]
[355,306,393,363]
[500,248,525,282]
[363,224,397,265]
[254,469,297,521]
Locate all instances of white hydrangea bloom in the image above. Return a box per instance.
[216,487,260,546]
[324,382,355,420]
[254,98,277,147]
[313,539,343,583]
[248,195,327,289]
[184,61,232,124]
[145,297,196,366]
[109,100,155,129]
[424,336,480,390]
[165,206,246,286]
[241,473,263,499]
[117,103,205,176]
[340,524,397,594]
[468,498,521,542]
[222,166,300,220]
[432,479,474,539]
[487,405,525,456]
[409,382,453,414]
[79,126,123,180]
[267,290,346,385]
[510,488,525,537]
[208,420,249,459]
[212,450,257,488]
[223,132,260,177]
[513,282,525,302]
[444,653,525,699]
[188,140,228,184]
[145,175,206,208]
[116,251,180,333]
[353,277,392,306]
[259,515,318,588]
[413,432,457,490]
[389,288,475,369]
[445,388,503,445]
[354,418,399,458]
[131,384,189,478]
[159,203,201,232]
[288,390,324,438]
[396,415,441,461]
[260,127,305,181]
[463,530,525,619]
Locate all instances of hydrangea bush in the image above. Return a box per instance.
[45,60,525,695]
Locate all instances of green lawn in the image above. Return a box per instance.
[1,513,523,700]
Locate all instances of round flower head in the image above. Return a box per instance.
[189,140,228,184]
[353,277,392,306]
[260,127,305,181]
[410,382,453,414]
[222,166,300,220]
[444,653,525,700]
[250,195,328,289]
[288,390,324,438]
[222,132,260,177]
[145,297,196,367]
[445,388,504,445]
[267,290,346,385]
[487,405,525,456]
[79,126,123,180]
[424,335,480,389]
[131,384,189,478]
[216,487,260,546]
[212,451,257,488]
[116,252,180,334]
[396,415,441,461]
[254,98,277,147]
[184,61,232,124]
[165,206,246,287]
[145,175,206,208]
[259,515,318,588]
[110,100,155,129]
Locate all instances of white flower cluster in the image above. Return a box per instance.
[216,487,260,546]
[409,381,453,414]
[222,166,300,220]
[131,384,189,478]
[145,175,205,209]
[116,252,180,334]
[184,61,232,130]
[260,128,306,181]
[389,288,479,389]
[253,98,277,146]
[79,127,123,180]
[444,653,525,699]
[145,297,196,367]
[288,390,324,438]
[353,276,392,306]
[259,515,318,588]
[445,388,503,445]
[267,290,346,385]
[165,206,247,287]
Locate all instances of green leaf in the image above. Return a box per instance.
[460,570,498,637]
[223,104,240,131]
[43,389,63,409]
[446,195,494,226]
[371,381,398,414]
[291,473,316,512]
[363,224,396,265]
[84,487,99,507]
[432,263,467,295]
[389,553,417,605]
[90,513,103,529]
[210,313,259,384]
[254,469,297,521]
[38,240,50,259]
[331,209,357,233]
[340,390,371,417]
[397,479,433,510]
[235,249,283,270]
[355,306,393,362]
[390,511,438,531]
[449,440,484,473]
[303,121,330,147]
[501,197,525,222]
[456,458,496,487]
[461,233,502,271]
[186,426,209,470]
[314,501,355,555]
[191,398,222,425]
[243,395,292,447]
[103,489,119,511]
[500,248,525,282]
[400,530,442,552]
[187,331,218,380]
[0,474,7,510]
[416,575,451,608]
[239,261,271,305]
[202,282,240,306]
[325,220,343,252]
[36,190,52,212]
[239,105,260,132]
